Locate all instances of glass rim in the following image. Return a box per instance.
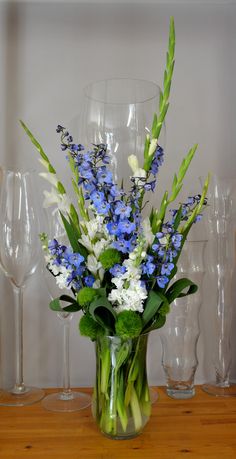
[83,77,161,105]
[95,332,150,340]
[0,166,37,175]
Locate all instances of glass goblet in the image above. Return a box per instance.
[0,169,44,406]
[41,212,91,412]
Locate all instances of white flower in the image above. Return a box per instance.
[86,254,102,275]
[93,239,109,259]
[108,278,147,314]
[93,279,101,289]
[79,234,93,252]
[55,266,71,290]
[142,217,155,248]
[39,158,50,170]
[128,154,140,174]
[133,168,147,179]
[148,138,158,157]
[43,188,61,208]
[39,172,58,188]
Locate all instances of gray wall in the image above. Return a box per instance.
[0,0,236,388]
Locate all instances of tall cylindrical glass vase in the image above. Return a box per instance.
[202,176,236,396]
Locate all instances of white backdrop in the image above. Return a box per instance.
[0,0,236,389]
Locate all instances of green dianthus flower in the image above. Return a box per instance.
[115,310,143,339]
[99,248,121,270]
[77,287,97,306]
[79,314,104,341]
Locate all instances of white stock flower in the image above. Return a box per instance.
[55,266,71,290]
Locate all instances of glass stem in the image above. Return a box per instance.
[12,286,26,394]
[61,318,73,399]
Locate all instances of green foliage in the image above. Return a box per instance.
[142,290,169,328]
[165,278,198,304]
[49,294,81,313]
[77,287,98,306]
[79,314,104,340]
[99,248,122,270]
[89,296,117,334]
[143,16,175,172]
[115,311,142,339]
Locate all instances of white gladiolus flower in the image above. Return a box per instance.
[128,154,140,174]
[93,279,101,289]
[79,234,93,252]
[93,239,108,259]
[86,254,102,275]
[39,172,58,188]
[43,188,61,208]
[133,168,147,179]
[39,158,50,170]
[142,217,155,247]
[148,138,158,157]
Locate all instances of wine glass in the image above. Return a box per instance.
[0,169,44,406]
[41,210,91,412]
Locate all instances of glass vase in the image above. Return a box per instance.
[71,78,165,187]
[93,334,151,439]
[202,176,236,396]
[160,240,207,399]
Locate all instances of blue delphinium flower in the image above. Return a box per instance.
[109,264,126,277]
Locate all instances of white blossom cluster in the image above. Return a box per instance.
[79,215,113,288]
[108,255,148,314]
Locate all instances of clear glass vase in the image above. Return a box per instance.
[202,176,236,396]
[160,240,207,399]
[71,78,165,188]
[93,334,151,439]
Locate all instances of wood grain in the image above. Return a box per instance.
[0,387,236,459]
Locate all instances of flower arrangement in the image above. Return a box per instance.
[21,17,208,438]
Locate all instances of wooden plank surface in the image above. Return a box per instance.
[0,386,236,459]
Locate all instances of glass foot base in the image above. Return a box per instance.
[166,387,195,399]
[0,387,45,406]
[202,381,236,397]
[150,387,158,404]
[41,391,91,412]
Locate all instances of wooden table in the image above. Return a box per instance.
[0,387,236,459]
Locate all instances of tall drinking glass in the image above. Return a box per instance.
[202,176,236,396]
[0,169,44,406]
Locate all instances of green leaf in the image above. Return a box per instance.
[143,314,166,333]
[49,298,62,312]
[89,296,117,333]
[166,277,198,305]
[20,120,56,172]
[59,211,81,253]
[142,290,168,327]
[49,295,81,313]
